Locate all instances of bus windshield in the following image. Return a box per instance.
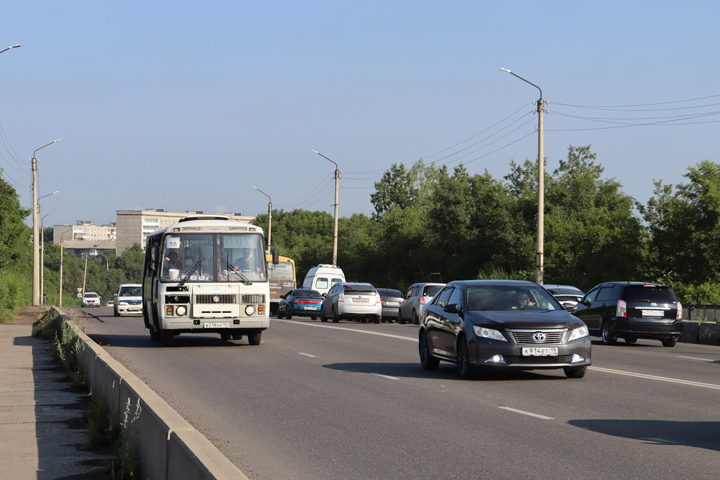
[269,261,295,281]
[160,233,267,282]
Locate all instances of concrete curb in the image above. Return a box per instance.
[55,307,249,480]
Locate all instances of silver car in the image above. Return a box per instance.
[543,285,585,312]
[399,283,445,325]
[320,282,382,324]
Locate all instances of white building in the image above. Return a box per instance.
[115,209,255,256]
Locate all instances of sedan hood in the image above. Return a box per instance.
[468,309,585,330]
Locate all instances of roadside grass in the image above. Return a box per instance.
[0,270,31,324]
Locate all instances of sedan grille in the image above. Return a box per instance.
[507,329,566,344]
[242,294,265,304]
[504,355,573,365]
[195,294,236,304]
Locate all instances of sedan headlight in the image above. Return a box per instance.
[473,326,508,342]
[568,325,589,342]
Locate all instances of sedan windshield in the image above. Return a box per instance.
[466,285,563,311]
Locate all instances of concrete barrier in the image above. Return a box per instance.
[54,307,248,480]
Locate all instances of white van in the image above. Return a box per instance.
[302,264,346,296]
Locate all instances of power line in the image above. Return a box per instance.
[553,93,720,109]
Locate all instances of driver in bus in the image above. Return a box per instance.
[232,248,261,274]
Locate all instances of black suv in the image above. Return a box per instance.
[573,282,682,347]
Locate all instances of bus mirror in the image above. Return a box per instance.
[150,245,158,272]
[272,248,279,265]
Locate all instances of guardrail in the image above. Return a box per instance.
[684,303,720,322]
[55,307,248,480]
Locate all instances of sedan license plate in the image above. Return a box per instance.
[204,322,229,328]
[354,298,369,303]
[642,310,664,317]
[522,347,558,356]
[304,306,317,310]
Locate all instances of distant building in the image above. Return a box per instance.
[53,221,116,243]
[115,209,255,256]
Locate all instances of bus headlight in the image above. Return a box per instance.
[245,306,255,316]
[176,306,187,316]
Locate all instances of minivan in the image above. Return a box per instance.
[573,282,683,347]
[302,264,346,296]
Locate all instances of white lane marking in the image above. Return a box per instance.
[273,319,417,342]
[498,407,554,420]
[678,356,714,362]
[589,366,720,390]
[371,373,400,380]
[298,352,316,358]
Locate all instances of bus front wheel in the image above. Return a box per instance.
[248,330,262,346]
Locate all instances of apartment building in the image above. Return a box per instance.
[53,221,116,244]
[115,209,255,256]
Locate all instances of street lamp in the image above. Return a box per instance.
[98,252,109,270]
[0,44,21,55]
[32,139,61,305]
[311,149,340,266]
[252,186,272,255]
[500,68,545,284]
[41,212,53,305]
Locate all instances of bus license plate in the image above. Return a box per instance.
[522,347,558,356]
[204,322,229,328]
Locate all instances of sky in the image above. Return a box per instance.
[2,1,719,228]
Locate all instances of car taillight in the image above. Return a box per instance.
[376,292,381,304]
[339,291,344,303]
[617,300,627,317]
[381,298,386,303]
[676,302,682,320]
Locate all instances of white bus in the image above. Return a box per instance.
[142,215,276,347]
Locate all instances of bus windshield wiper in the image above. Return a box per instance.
[178,260,202,287]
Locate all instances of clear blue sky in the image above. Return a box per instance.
[2,1,719,228]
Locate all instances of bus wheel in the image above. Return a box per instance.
[161,329,174,347]
[248,330,262,345]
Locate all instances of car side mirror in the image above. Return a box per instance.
[443,303,460,314]
[322,293,326,298]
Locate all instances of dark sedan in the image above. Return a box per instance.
[277,289,323,320]
[376,288,404,323]
[418,280,591,379]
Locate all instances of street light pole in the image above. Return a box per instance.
[252,186,272,255]
[59,233,67,307]
[312,149,339,265]
[32,140,61,305]
[0,44,21,55]
[41,212,52,305]
[500,68,545,284]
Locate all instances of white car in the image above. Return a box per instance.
[320,282,382,323]
[81,292,101,308]
[114,284,143,316]
[106,301,114,307]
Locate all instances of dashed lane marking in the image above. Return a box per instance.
[298,352,317,358]
[498,407,554,420]
[589,366,720,390]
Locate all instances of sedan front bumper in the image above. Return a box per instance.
[469,337,592,370]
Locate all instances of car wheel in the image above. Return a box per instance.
[286,307,293,320]
[398,309,406,325]
[114,308,119,317]
[248,330,262,345]
[220,331,231,341]
[320,309,328,322]
[419,331,440,370]
[276,309,284,319]
[457,336,475,379]
[412,310,419,325]
[331,308,339,323]
[601,321,617,345]
[625,336,637,344]
[662,338,677,347]
[232,333,243,340]
[564,366,586,379]
[161,329,174,347]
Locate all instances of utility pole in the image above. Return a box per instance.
[59,236,64,307]
[500,68,545,284]
[252,186,272,255]
[312,150,339,265]
[31,140,61,305]
[82,249,89,297]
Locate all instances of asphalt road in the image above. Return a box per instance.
[74,306,720,480]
